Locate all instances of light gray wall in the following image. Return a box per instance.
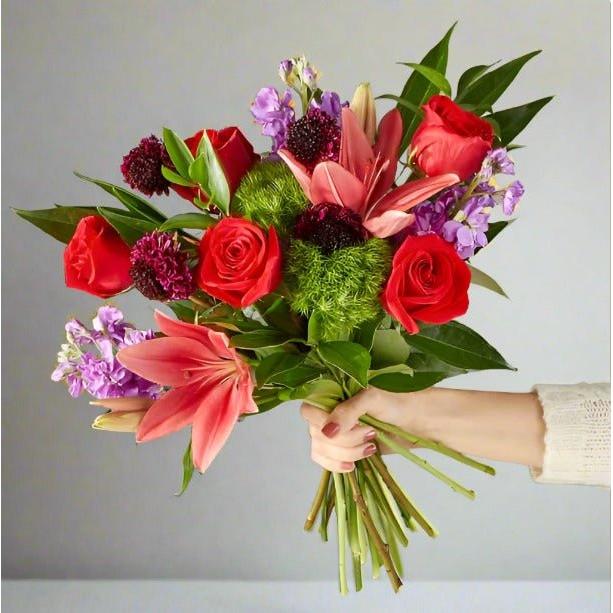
[2,0,610,582]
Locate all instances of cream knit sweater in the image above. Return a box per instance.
[532,383,610,486]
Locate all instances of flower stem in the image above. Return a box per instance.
[304,470,331,531]
[360,414,495,476]
[376,432,476,500]
[368,455,438,538]
[332,473,349,595]
[346,471,403,593]
[318,476,334,542]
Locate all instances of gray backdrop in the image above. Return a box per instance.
[3,0,610,581]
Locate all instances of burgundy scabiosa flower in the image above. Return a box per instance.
[129,231,194,301]
[294,203,366,255]
[285,108,341,171]
[121,135,171,196]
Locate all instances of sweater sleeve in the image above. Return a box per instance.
[531,383,610,486]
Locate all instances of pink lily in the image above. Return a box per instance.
[117,310,257,473]
[279,107,459,238]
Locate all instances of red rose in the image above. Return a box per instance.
[197,217,282,308]
[381,234,470,334]
[411,95,494,181]
[64,216,132,298]
[172,127,259,203]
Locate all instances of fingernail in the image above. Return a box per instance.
[321,422,340,438]
[363,430,377,442]
[363,443,377,457]
[341,461,354,471]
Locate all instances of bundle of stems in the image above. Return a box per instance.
[303,417,496,594]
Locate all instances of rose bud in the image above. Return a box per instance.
[350,83,377,145]
[64,216,132,298]
[410,95,494,181]
[171,127,259,204]
[197,217,282,309]
[381,234,471,334]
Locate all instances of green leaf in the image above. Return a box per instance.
[369,371,451,393]
[368,363,413,378]
[506,143,524,152]
[483,115,501,138]
[162,127,194,179]
[354,316,383,352]
[257,295,305,337]
[456,62,499,99]
[399,63,452,96]
[307,311,324,345]
[268,365,322,388]
[376,94,424,116]
[468,264,508,298]
[73,172,166,223]
[176,440,194,496]
[13,206,98,243]
[167,301,197,323]
[188,155,210,188]
[279,378,343,410]
[455,50,542,113]
[371,329,411,369]
[255,353,305,387]
[486,96,554,146]
[317,341,371,388]
[251,389,284,414]
[161,165,195,187]
[484,219,514,245]
[97,207,158,245]
[158,212,217,231]
[404,321,515,371]
[229,329,296,349]
[407,351,466,377]
[198,130,230,215]
[396,22,456,153]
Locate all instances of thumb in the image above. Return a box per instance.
[321,391,369,438]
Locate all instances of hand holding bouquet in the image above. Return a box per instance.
[15,24,552,594]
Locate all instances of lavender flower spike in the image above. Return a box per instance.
[251,87,295,152]
[503,180,525,215]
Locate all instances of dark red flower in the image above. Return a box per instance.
[121,135,171,196]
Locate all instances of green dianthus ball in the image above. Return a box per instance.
[232,161,308,232]
[285,238,392,340]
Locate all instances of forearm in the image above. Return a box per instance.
[405,388,546,467]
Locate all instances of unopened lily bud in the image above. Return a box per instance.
[92,410,147,433]
[350,83,377,145]
[279,59,298,87]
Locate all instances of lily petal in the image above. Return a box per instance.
[136,384,201,442]
[369,109,403,203]
[154,310,232,358]
[369,173,459,216]
[117,336,214,387]
[190,377,241,473]
[363,210,415,239]
[339,107,373,182]
[310,161,367,215]
[277,149,313,200]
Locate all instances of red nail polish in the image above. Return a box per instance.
[364,430,377,442]
[363,443,377,457]
[341,462,354,471]
[321,422,340,438]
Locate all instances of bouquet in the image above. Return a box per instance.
[15,24,552,594]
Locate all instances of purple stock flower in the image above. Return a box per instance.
[251,87,295,152]
[407,185,467,238]
[52,306,162,400]
[442,193,493,259]
[502,180,524,215]
[480,148,515,180]
[310,91,344,123]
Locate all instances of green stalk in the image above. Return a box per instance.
[343,474,362,592]
[361,461,408,547]
[346,471,403,593]
[368,455,438,538]
[304,470,331,531]
[384,512,404,578]
[376,432,476,500]
[355,468,368,565]
[363,485,382,579]
[332,473,349,595]
[360,414,495,476]
[318,475,334,542]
